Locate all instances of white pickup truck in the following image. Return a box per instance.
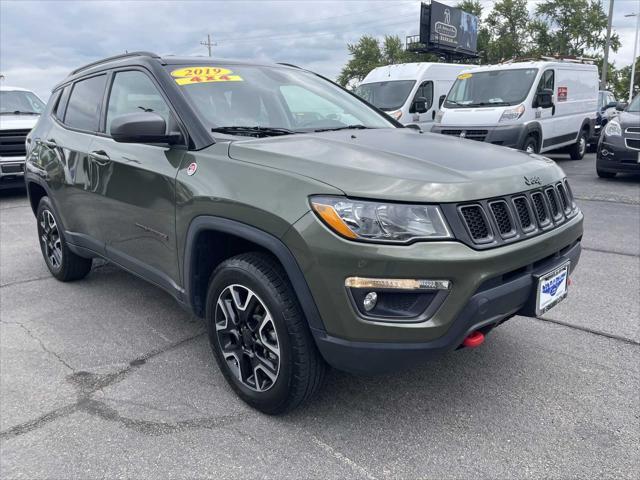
[0,85,45,189]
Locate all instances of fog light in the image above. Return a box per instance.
[601,148,611,157]
[363,292,378,312]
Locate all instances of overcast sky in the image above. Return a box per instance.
[1,0,638,99]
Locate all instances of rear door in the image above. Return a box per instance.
[88,68,186,292]
[41,74,107,251]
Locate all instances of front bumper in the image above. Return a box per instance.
[0,157,26,189]
[430,124,527,149]
[597,138,640,173]
[284,210,583,374]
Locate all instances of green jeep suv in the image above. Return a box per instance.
[25,52,583,414]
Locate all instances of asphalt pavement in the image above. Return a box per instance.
[1,153,638,479]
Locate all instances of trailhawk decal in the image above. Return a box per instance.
[171,67,243,85]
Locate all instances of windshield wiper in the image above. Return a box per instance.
[211,126,297,137]
[313,124,372,132]
[0,110,40,115]
[466,102,511,107]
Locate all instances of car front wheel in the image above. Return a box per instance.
[205,252,326,414]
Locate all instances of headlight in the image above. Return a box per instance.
[499,104,525,122]
[604,120,622,137]
[310,196,452,243]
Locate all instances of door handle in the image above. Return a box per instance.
[432,110,436,120]
[90,150,111,165]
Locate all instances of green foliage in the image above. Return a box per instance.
[486,0,531,61]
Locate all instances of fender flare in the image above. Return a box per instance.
[183,216,325,331]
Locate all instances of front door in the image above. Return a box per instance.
[409,80,435,126]
[534,69,558,149]
[89,69,186,292]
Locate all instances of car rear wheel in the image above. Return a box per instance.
[205,252,326,414]
[569,130,588,160]
[36,196,92,281]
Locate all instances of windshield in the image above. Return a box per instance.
[444,68,538,108]
[355,80,416,111]
[627,94,640,112]
[0,90,45,114]
[166,64,394,133]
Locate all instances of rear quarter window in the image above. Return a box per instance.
[64,74,107,131]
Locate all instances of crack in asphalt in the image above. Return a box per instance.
[574,195,640,206]
[0,275,52,289]
[0,331,207,441]
[17,323,75,371]
[535,316,640,346]
[582,246,640,258]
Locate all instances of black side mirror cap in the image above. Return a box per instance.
[412,96,429,114]
[534,88,554,109]
[438,95,446,108]
[110,112,181,145]
[615,102,627,111]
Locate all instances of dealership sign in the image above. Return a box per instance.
[419,1,479,56]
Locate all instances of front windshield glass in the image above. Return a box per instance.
[444,68,538,108]
[627,94,640,112]
[0,90,45,114]
[355,80,416,111]
[166,64,394,132]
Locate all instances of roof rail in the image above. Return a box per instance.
[70,51,160,76]
[276,62,301,69]
[499,55,596,65]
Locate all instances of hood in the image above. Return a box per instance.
[227,128,565,203]
[618,110,640,129]
[0,114,40,130]
[440,106,507,127]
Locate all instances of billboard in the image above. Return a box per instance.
[419,1,478,56]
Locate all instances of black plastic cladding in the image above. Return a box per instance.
[441,179,579,250]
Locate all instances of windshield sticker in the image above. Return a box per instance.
[171,67,243,85]
[457,73,472,80]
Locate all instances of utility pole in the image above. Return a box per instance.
[601,0,615,90]
[625,12,639,102]
[200,34,216,57]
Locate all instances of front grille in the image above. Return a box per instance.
[531,192,550,226]
[0,163,24,174]
[452,179,579,248]
[440,129,488,142]
[459,205,491,241]
[0,129,30,157]
[545,188,561,219]
[625,138,640,151]
[513,196,534,231]
[625,127,640,134]
[489,201,514,236]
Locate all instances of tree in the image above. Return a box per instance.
[613,58,640,101]
[485,0,532,61]
[337,35,382,86]
[532,0,620,57]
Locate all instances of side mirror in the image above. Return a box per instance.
[604,101,617,110]
[110,112,180,144]
[615,102,627,111]
[412,97,428,114]
[439,95,446,108]
[534,88,554,109]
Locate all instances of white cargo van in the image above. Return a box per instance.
[355,62,473,127]
[431,60,599,159]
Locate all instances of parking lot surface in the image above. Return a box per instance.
[1,153,638,479]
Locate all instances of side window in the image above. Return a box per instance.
[64,75,107,131]
[536,70,554,94]
[410,81,433,112]
[106,70,171,134]
[54,86,71,121]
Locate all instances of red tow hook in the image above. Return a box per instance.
[462,331,485,348]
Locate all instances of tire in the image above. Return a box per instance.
[597,168,616,179]
[36,196,92,281]
[522,135,539,154]
[569,130,588,160]
[205,252,326,414]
